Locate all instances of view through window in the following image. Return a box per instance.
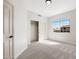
[52,17,70,32]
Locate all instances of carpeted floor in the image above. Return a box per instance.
[17,40,76,59]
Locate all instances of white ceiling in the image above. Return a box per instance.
[26,0,76,17]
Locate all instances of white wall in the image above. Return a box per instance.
[14,1,48,58]
[27,11,48,44]
[48,9,76,45]
[14,0,29,58]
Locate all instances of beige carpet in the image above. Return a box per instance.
[17,40,76,59]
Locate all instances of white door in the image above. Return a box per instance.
[3,1,14,59]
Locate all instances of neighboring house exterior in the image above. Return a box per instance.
[53,25,70,32]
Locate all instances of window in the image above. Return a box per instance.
[52,17,70,32]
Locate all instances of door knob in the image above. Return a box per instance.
[9,36,13,38]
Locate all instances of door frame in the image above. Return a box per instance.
[3,0,14,59]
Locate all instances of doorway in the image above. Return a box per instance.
[3,1,14,59]
[31,21,39,43]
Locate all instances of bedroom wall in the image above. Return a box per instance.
[14,2,48,58]
[14,0,29,59]
[48,9,76,45]
[13,0,48,58]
